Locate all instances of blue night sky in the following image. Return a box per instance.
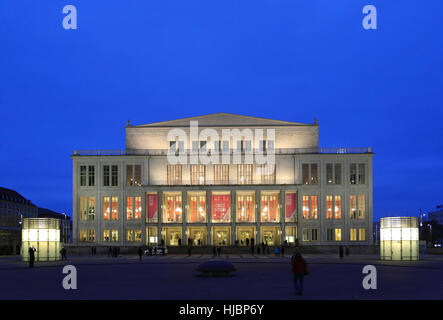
[0,1,442,221]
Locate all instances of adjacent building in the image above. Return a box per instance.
[428,205,443,225]
[0,187,38,254]
[71,113,374,247]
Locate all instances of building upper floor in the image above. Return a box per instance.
[72,113,373,188]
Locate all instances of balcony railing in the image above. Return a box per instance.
[73,147,373,156]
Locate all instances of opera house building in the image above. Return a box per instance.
[71,113,373,248]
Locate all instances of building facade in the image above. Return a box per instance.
[0,187,38,254]
[428,205,443,225]
[71,113,374,247]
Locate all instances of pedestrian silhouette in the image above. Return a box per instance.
[60,246,67,260]
[339,245,344,259]
[138,247,143,262]
[291,250,309,296]
[28,246,36,268]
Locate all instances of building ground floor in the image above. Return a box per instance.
[77,223,370,247]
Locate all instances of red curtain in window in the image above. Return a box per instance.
[147,194,157,219]
[285,193,296,219]
[211,195,230,221]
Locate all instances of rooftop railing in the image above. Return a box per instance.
[72,147,373,156]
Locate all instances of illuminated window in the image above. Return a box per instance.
[237,192,255,223]
[126,165,141,186]
[214,164,229,184]
[103,230,110,242]
[211,192,231,223]
[358,195,365,219]
[79,229,87,242]
[350,228,357,241]
[334,195,341,219]
[359,228,366,241]
[126,196,142,221]
[103,197,110,221]
[326,195,341,219]
[88,229,95,242]
[302,196,309,219]
[302,164,318,185]
[126,230,134,242]
[167,165,182,185]
[187,192,206,223]
[335,228,342,241]
[261,193,279,222]
[111,197,118,220]
[191,165,205,185]
[237,164,253,184]
[163,193,182,223]
[350,195,357,219]
[111,230,118,242]
[311,196,318,219]
[80,196,87,221]
[261,164,276,184]
[135,230,142,242]
[326,195,333,219]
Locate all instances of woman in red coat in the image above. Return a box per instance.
[291,250,309,295]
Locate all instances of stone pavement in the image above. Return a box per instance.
[0,253,442,299]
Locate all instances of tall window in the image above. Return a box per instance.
[187,193,206,223]
[238,164,252,184]
[350,163,366,184]
[335,228,342,241]
[302,164,318,185]
[80,165,95,186]
[88,229,95,242]
[358,195,365,219]
[261,164,276,184]
[111,230,118,242]
[302,195,318,219]
[260,193,279,222]
[103,165,118,186]
[326,163,341,184]
[326,195,341,219]
[191,165,205,185]
[237,192,255,222]
[80,196,95,221]
[327,228,342,241]
[103,230,110,242]
[358,228,366,241]
[302,229,318,242]
[126,164,141,186]
[214,164,229,184]
[126,196,142,220]
[163,193,182,223]
[103,196,118,220]
[350,228,357,241]
[79,230,87,242]
[167,165,182,185]
[350,195,365,219]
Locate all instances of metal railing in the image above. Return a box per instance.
[73,147,373,156]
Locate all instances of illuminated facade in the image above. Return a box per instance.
[72,113,373,247]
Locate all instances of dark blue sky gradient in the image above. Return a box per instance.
[0,1,442,220]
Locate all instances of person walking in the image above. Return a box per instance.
[339,245,344,259]
[291,250,309,295]
[281,245,285,257]
[28,246,36,268]
[212,246,216,257]
[60,246,67,260]
[217,246,221,256]
[188,244,192,257]
[137,247,143,263]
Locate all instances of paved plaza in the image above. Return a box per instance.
[0,253,442,300]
